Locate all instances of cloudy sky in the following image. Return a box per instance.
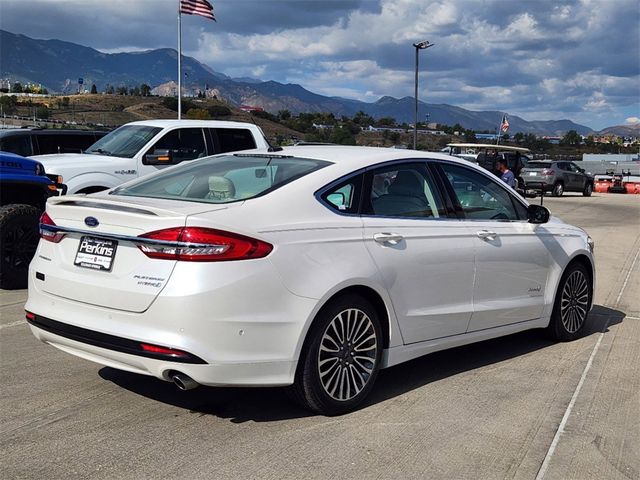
[2,0,639,129]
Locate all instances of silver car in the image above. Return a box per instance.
[522,161,594,197]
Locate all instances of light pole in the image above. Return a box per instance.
[413,40,434,150]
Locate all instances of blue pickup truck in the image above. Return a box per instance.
[0,151,64,289]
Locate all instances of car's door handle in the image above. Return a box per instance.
[477,230,498,241]
[373,233,404,245]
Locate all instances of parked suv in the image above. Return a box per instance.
[522,161,594,197]
[0,128,106,157]
[32,120,270,194]
[0,152,64,289]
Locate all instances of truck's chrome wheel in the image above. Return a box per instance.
[317,308,378,402]
[560,270,589,333]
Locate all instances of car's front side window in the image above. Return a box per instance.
[146,128,207,162]
[363,163,445,218]
[439,163,526,221]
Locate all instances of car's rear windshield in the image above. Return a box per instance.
[85,125,162,158]
[527,162,553,168]
[111,154,331,204]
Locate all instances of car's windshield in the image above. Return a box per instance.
[527,162,553,168]
[85,125,162,158]
[111,154,331,204]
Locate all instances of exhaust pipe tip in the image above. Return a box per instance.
[170,372,199,391]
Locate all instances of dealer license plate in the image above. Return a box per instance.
[74,236,118,271]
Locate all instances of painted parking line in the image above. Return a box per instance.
[536,247,640,480]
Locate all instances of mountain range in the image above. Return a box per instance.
[0,29,620,136]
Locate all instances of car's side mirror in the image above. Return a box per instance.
[143,149,176,165]
[528,204,550,224]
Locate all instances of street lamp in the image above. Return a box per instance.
[413,40,434,150]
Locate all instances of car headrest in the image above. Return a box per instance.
[388,170,424,196]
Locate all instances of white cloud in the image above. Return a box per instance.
[626,117,640,124]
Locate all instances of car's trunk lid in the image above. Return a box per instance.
[36,195,235,312]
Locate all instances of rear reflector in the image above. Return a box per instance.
[137,227,272,262]
[542,169,555,176]
[25,311,36,321]
[140,343,192,359]
[39,212,65,243]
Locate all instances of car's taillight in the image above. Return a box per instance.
[39,212,65,243]
[137,227,273,262]
[542,169,554,176]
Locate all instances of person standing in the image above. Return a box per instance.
[496,159,516,188]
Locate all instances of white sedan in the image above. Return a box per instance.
[26,146,595,415]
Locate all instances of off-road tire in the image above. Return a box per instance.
[288,294,383,415]
[552,182,564,197]
[0,204,41,289]
[547,262,592,341]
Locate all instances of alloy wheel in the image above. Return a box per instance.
[560,270,589,333]
[317,308,378,402]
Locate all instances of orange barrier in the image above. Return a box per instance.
[594,181,610,193]
[624,182,640,194]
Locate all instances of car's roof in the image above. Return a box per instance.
[0,129,104,137]
[124,120,260,129]
[448,143,530,153]
[277,145,467,172]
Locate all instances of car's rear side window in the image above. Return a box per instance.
[528,162,552,168]
[113,154,330,204]
[212,128,257,153]
[0,135,33,157]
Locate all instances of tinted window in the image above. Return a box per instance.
[36,133,98,154]
[528,162,552,168]
[147,128,206,162]
[86,125,161,158]
[321,175,363,214]
[440,163,525,221]
[0,135,33,156]
[113,154,329,204]
[213,128,256,153]
[364,163,445,218]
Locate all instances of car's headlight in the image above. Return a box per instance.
[46,173,63,184]
[587,236,595,253]
[35,163,45,176]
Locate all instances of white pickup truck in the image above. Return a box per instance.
[32,120,271,194]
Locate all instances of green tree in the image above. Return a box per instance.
[129,86,140,96]
[353,110,374,127]
[140,84,151,96]
[513,132,524,144]
[105,84,115,95]
[277,109,291,121]
[61,97,70,107]
[36,105,50,119]
[0,96,18,114]
[11,82,23,93]
[116,86,128,95]
[561,130,582,146]
[90,84,98,94]
[377,117,397,127]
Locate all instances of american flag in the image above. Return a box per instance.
[500,114,510,133]
[180,0,216,21]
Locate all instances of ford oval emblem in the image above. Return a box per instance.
[84,216,99,227]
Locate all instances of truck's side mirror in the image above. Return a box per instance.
[143,149,175,165]
[528,204,550,224]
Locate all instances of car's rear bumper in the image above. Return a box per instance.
[28,318,297,387]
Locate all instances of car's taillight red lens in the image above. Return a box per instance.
[137,227,273,262]
[140,343,191,358]
[542,169,554,176]
[39,212,65,243]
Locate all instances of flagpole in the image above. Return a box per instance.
[177,1,182,120]
[496,115,502,145]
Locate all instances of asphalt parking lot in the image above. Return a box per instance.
[1,193,638,480]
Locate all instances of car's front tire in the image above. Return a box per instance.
[547,262,592,341]
[290,294,383,415]
[0,204,41,289]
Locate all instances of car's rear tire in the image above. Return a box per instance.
[0,204,41,289]
[583,182,593,197]
[547,262,592,341]
[552,182,564,197]
[289,294,383,415]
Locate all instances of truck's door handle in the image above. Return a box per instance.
[477,230,498,241]
[373,233,404,245]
